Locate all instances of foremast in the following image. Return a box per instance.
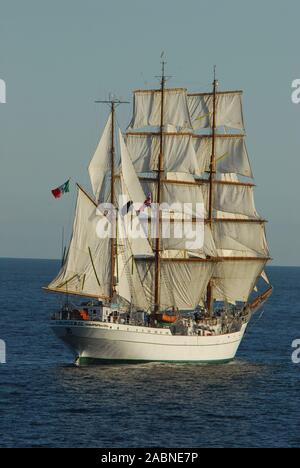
[94,98,129,302]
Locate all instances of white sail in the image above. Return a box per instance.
[213,259,266,303]
[188,92,244,130]
[116,245,132,304]
[136,259,214,310]
[88,113,112,202]
[48,188,111,298]
[118,130,154,258]
[126,132,201,175]
[125,133,156,173]
[213,222,269,257]
[212,184,259,219]
[116,233,150,310]
[128,88,192,130]
[139,178,258,219]
[261,270,270,284]
[140,179,205,217]
[193,136,253,178]
[119,130,150,209]
[161,224,216,257]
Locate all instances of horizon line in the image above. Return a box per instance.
[0,256,298,268]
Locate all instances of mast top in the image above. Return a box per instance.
[213,65,219,88]
[95,96,129,107]
[161,53,166,85]
[155,51,171,87]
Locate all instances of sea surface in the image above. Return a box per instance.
[0,258,299,448]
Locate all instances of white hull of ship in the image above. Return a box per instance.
[51,320,248,365]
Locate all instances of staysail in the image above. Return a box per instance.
[88,113,113,203]
[47,186,111,299]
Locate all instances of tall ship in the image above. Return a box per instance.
[45,63,273,365]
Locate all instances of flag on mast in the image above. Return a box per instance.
[137,193,152,214]
[51,179,70,199]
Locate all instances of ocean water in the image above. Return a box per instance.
[0,258,299,448]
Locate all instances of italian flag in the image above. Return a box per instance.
[51,179,70,199]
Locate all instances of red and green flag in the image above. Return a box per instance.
[51,179,70,199]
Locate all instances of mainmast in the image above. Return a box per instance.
[153,59,166,316]
[207,67,218,314]
[95,97,129,302]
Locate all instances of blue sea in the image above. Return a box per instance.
[0,258,299,448]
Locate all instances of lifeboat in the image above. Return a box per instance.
[156,313,178,323]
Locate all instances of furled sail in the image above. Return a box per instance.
[47,187,111,298]
[188,91,244,130]
[128,88,192,130]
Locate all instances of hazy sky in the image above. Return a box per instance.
[0,0,299,265]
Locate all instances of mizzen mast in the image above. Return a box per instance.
[207,67,218,314]
[153,58,166,316]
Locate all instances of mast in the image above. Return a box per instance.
[95,97,129,302]
[153,59,166,316]
[110,101,116,300]
[207,66,218,314]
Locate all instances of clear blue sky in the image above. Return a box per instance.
[0,0,299,265]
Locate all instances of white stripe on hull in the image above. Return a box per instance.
[51,321,248,363]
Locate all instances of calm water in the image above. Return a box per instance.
[0,258,299,448]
